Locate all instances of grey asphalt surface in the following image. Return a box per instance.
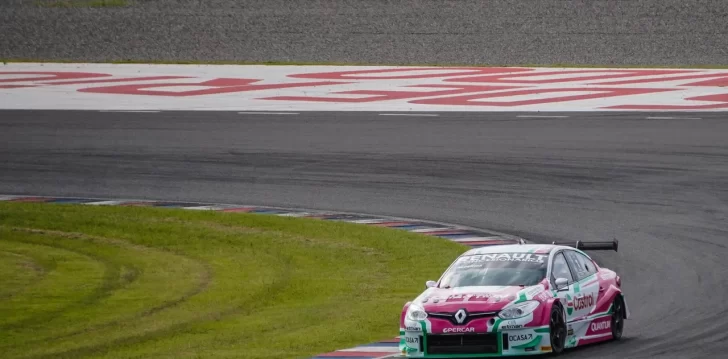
[1,110,728,358]
[2,0,728,66]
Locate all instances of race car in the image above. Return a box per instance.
[398,240,628,357]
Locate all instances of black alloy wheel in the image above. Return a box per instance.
[611,295,625,340]
[549,304,567,355]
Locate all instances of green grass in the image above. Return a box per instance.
[3,58,728,69]
[0,202,467,359]
[36,0,129,8]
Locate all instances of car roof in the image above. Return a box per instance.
[461,243,561,256]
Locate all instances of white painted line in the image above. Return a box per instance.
[379,113,439,117]
[348,219,390,224]
[238,112,299,115]
[99,110,160,113]
[516,115,569,118]
[646,116,702,120]
[0,195,22,201]
[451,236,507,242]
[182,206,226,211]
[410,228,461,233]
[277,212,313,217]
[84,200,127,205]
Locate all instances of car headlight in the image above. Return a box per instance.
[406,304,428,321]
[498,300,540,319]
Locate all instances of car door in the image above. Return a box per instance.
[549,251,577,322]
[562,249,599,321]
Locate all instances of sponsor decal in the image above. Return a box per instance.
[591,320,611,331]
[405,326,421,332]
[509,333,542,350]
[406,337,419,344]
[447,293,491,301]
[473,294,494,301]
[573,294,595,311]
[460,253,548,263]
[445,293,497,302]
[443,327,475,333]
[565,294,574,315]
[535,291,552,301]
[525,286,543,297]
[508,333,533,342]
[590,318,612,333]
[566,293,595,314]
[502,320,523,330]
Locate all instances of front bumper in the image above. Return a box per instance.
[398,322,552,358]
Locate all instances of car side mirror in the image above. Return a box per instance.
[425,280,437,288]
[555,277,569,291]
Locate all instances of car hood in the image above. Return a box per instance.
[415,285,542,313]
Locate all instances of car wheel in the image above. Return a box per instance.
[549,303,567,355]
[611,295,625,340]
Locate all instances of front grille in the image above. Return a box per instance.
[427,311,498,325]
[426,333,499,355]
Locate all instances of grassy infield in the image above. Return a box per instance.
[0,202,466,359]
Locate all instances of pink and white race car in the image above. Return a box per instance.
[398,240,627,357]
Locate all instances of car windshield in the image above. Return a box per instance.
[438,252,548,288]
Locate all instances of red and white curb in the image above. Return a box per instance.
[0,194,525,358]
[2,63,728,111]
[313,340,402,359]
[0,195,523,248]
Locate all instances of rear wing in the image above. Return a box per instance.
[551,239,618,252]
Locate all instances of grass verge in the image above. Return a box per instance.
[3,58,728,69]
[0,202,467,359]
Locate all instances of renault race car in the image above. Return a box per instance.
[398,240,628,357]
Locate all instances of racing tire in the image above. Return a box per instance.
[611,295,625,341]
[548,303,567,355]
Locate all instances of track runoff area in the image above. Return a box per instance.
[1,63,728,111]
[2,63,727,359]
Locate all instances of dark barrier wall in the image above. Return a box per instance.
[1,0,726,66]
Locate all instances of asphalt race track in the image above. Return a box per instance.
[2,110,728,358]
[2,0,728,66]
